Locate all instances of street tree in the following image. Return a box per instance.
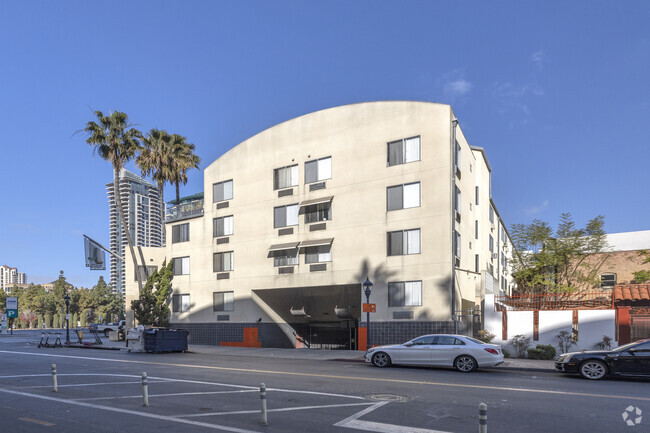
[137,128,174,227]
[83,110,145,294]
[632,250,650,283]
[510,213,608,294]
[169,134,201,204]
[131,260,173,327]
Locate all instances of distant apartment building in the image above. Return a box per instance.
[0,265,26,293]
[107,169,164,296]
[125,101,514,349]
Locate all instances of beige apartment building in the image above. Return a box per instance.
[125,101,514,349]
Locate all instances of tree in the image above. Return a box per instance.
[131,260,173,327]
[83,110,145,294]
[169,134,200,204]
[510,213,608,294]
[137,129,174,227]
[632,250,650,283]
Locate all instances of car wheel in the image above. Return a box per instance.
[372,352,391,368]
[454,355,477,372]
[579,360,607,380]
[104,329,111,337]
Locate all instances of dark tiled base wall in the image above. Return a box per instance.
[170,322,295,348]
[170,321,455,349]
[361,321,455,346]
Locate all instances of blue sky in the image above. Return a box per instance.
[1,1,648,288]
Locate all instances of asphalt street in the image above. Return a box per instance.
[0,333,648,432]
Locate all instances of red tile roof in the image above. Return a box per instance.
[613,284,650,302]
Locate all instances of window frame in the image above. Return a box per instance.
[273,204,299,228]
[172,256,190,276]
[304,245,332,264]
[272,248,299,267]
[213,251,234,272]
[387,228,421,256]
[172,294,190,313]
[213,215,234,237]
[171,223,190,243]
[213,291,234,312]
[304,156,332,184]
[600,273,617,288]
[303,202,332,224]
[213,179,233,203]
[388,280,423,307]
[386,182,421,211]
[387,135,421,166]
[273,164,298,190]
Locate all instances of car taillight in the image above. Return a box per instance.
[484,348,499,355]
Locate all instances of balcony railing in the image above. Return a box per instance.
[495,292,613,311]
[166,199,204,222]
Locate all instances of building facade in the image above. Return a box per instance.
[125,101,514,349]
[107,169,164,296]
[1,265,26,293]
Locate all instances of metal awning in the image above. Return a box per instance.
[268,242,300,252]
[299,238,334,248]
[299,196,333,208]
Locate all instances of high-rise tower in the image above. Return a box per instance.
[106,169,163,296]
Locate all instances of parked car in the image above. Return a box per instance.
[89,320,126,337]
[555,338,650,380]
[365,334,504,372]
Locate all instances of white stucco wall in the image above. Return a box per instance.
[578,310,616,349]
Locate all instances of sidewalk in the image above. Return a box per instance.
[70,338,555,372]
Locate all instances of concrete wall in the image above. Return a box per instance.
[484,294,616,355]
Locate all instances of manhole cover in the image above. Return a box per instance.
[364,394,410,402]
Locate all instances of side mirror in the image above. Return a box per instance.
[627,348,637,354]
[404,342,414,347]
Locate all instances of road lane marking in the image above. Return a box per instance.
[0,388,259,433]
[19,417,55,427]
[335,401,451,433]
[25,380,168,388]
[1,349,649,402]
[176,402,375,418]
[77,389,259,401]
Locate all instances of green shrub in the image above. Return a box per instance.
[527,344,557,360]
[502,348,511,358]
[508,334,531,358]
[594,335,612,351]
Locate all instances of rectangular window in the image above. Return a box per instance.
[489,235,494,253]
[304,202,332,223]
[304,245,332,263]
[172,257,190,275]
[387,229,421,256]
[501,227,506,242]
[273,165,298,190]
[475,254,479,273]
[455,140,461,169]
[455,186,461,215]
[489,206,494,224]
[213,215,234,237]
[475,186,479,205]
[475,220,479,240]
[387,182,420,211]
[213,251,234,272]
[454,231,461,259]
[171,223,190,243]
[213,180,233,203]
[388,281,422,307]
[600,274,616,288]
[134,266,157,282]
[213,291,234,312]
[273,249,299,267]
[387,136,421,166]
[172,294,190,313]
[304,156,331,184]
[274,204,299,228]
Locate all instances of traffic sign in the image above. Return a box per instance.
[6,297,17,318]
[362,303,376,313]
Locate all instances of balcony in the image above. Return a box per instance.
[166,198,204,222]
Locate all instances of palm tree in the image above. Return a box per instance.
[83,111,145,294]
[137,129,174,230]
[169,134,201,204]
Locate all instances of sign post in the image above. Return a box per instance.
[6,297,17,335]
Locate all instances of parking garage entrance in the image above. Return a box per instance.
[254,284,361,350]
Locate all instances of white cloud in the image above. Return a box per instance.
[529,50,548,71]
[444,78,473,97]
[524,200,549,216]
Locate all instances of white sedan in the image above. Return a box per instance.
[365,334,504,372]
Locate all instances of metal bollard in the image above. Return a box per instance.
[260,383,268,425]
[51,364,58,393]
[142,372,149,407]
[479,402,487,433]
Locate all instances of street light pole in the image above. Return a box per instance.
[64,294,70,345]
[362,277,373,350]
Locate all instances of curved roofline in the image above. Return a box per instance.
[208,101,452,169]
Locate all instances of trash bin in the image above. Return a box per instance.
[143,328,189,353]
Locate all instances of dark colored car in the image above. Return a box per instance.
[555,338,650,380]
